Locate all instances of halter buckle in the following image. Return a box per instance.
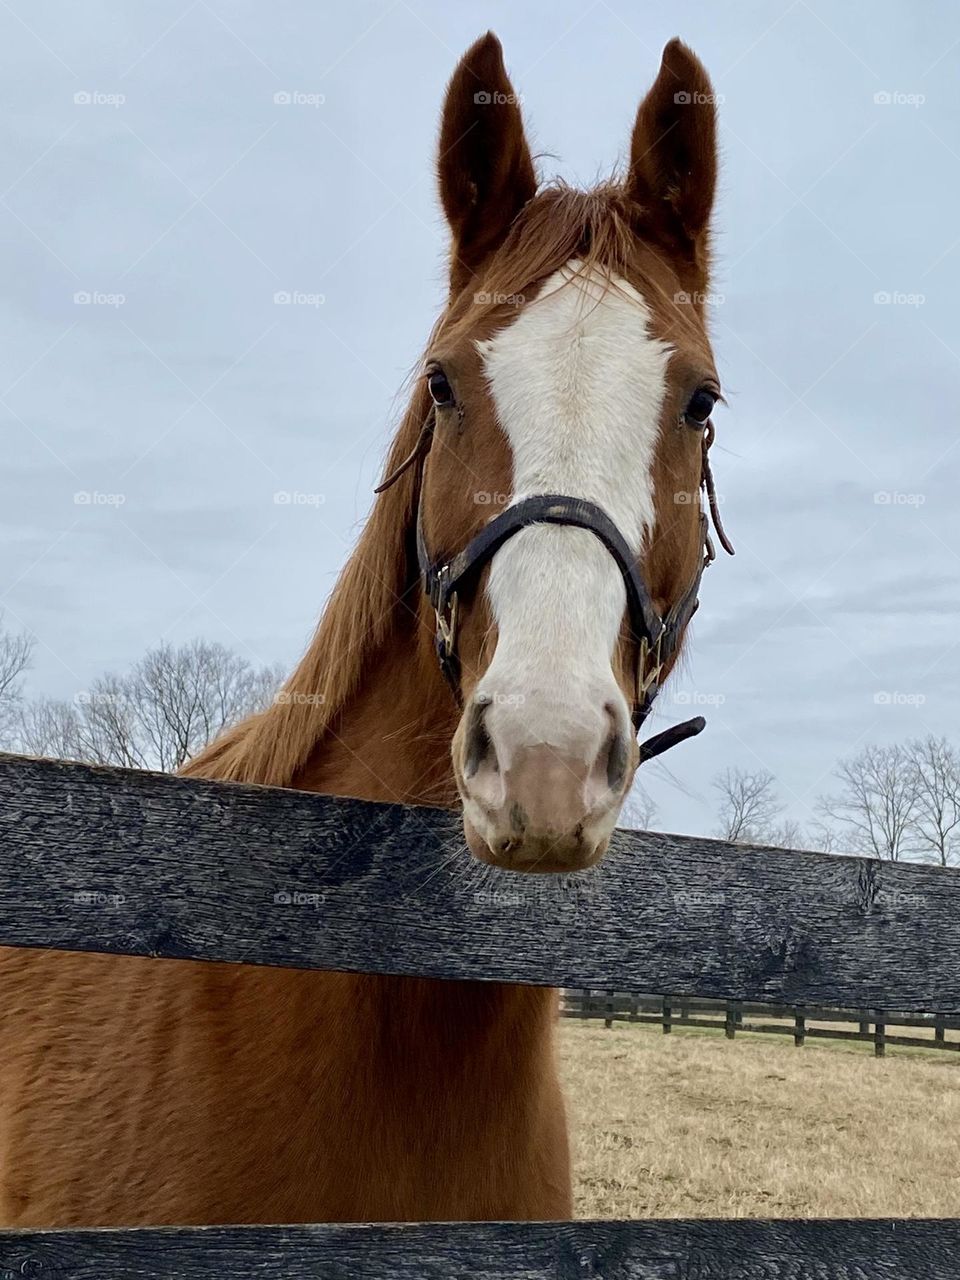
[435,589,459,662]
[431,563,458,658]
[428,562,450,613]
[638,632,664,694]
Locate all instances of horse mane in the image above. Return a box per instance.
[182,181,702,789]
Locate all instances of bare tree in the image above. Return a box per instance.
[0,613,35,739]
[816,744,919,861]
[806,820,844,854]
[760,817,804,850]
[905,735,960,867]
[713,767,784,843]
[12,697,81,760]
[620,784,658,831]
[15,640,283,772]
[112,640,282,771]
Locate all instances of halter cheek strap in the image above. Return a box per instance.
[382,415,733,764]
[417,494,724,758]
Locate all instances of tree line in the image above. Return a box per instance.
[0,613,282,772]
[711,742,959,866]
[1,613,956,866]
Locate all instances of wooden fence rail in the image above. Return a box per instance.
[1,753,959,1010]
[0,752,959,1277]
[562,991,960,1057]
[0,1219,959,1280]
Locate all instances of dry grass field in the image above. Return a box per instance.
[558,1021,960,1219]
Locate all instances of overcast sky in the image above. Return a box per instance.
[2,1,958,838]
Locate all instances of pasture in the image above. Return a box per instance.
[561,1021,960,1219]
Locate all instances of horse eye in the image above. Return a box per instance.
[683,388,717,426]
[427,370,456,408]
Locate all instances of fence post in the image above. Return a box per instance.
[794,1012,806,1047]
[935,1016,945,1045]
[662,997,672,1035]
[725,1001,738,1040]
[604,990,614,1029]
[874,1013,886,1059]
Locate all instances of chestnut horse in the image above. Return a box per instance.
[0,34,724,1225]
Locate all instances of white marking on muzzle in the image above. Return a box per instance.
[475,263,670,765]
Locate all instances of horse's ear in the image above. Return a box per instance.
[438,33,536,291]
[625,39,717,262]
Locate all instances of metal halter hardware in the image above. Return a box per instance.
[378,415,733,765]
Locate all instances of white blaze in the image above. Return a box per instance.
[475,263,670,763]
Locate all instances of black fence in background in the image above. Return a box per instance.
[562,990,960,1057]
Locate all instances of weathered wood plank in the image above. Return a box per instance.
[0,1218,957,1280]
[2,752,960,1012]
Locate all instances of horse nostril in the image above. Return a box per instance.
[463,696,497,779]
[603,706,629,792]
[605,733,628,790]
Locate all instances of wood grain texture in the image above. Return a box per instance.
[2,752,960,1013]
[0,1219,958,1279]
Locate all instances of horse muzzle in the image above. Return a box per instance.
[455,698,634,873]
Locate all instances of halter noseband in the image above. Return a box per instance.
[377,416,733,765]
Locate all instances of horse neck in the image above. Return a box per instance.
[295,598,557,1037]
[295,596,459,805]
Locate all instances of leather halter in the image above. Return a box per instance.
[377,416,733,765]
